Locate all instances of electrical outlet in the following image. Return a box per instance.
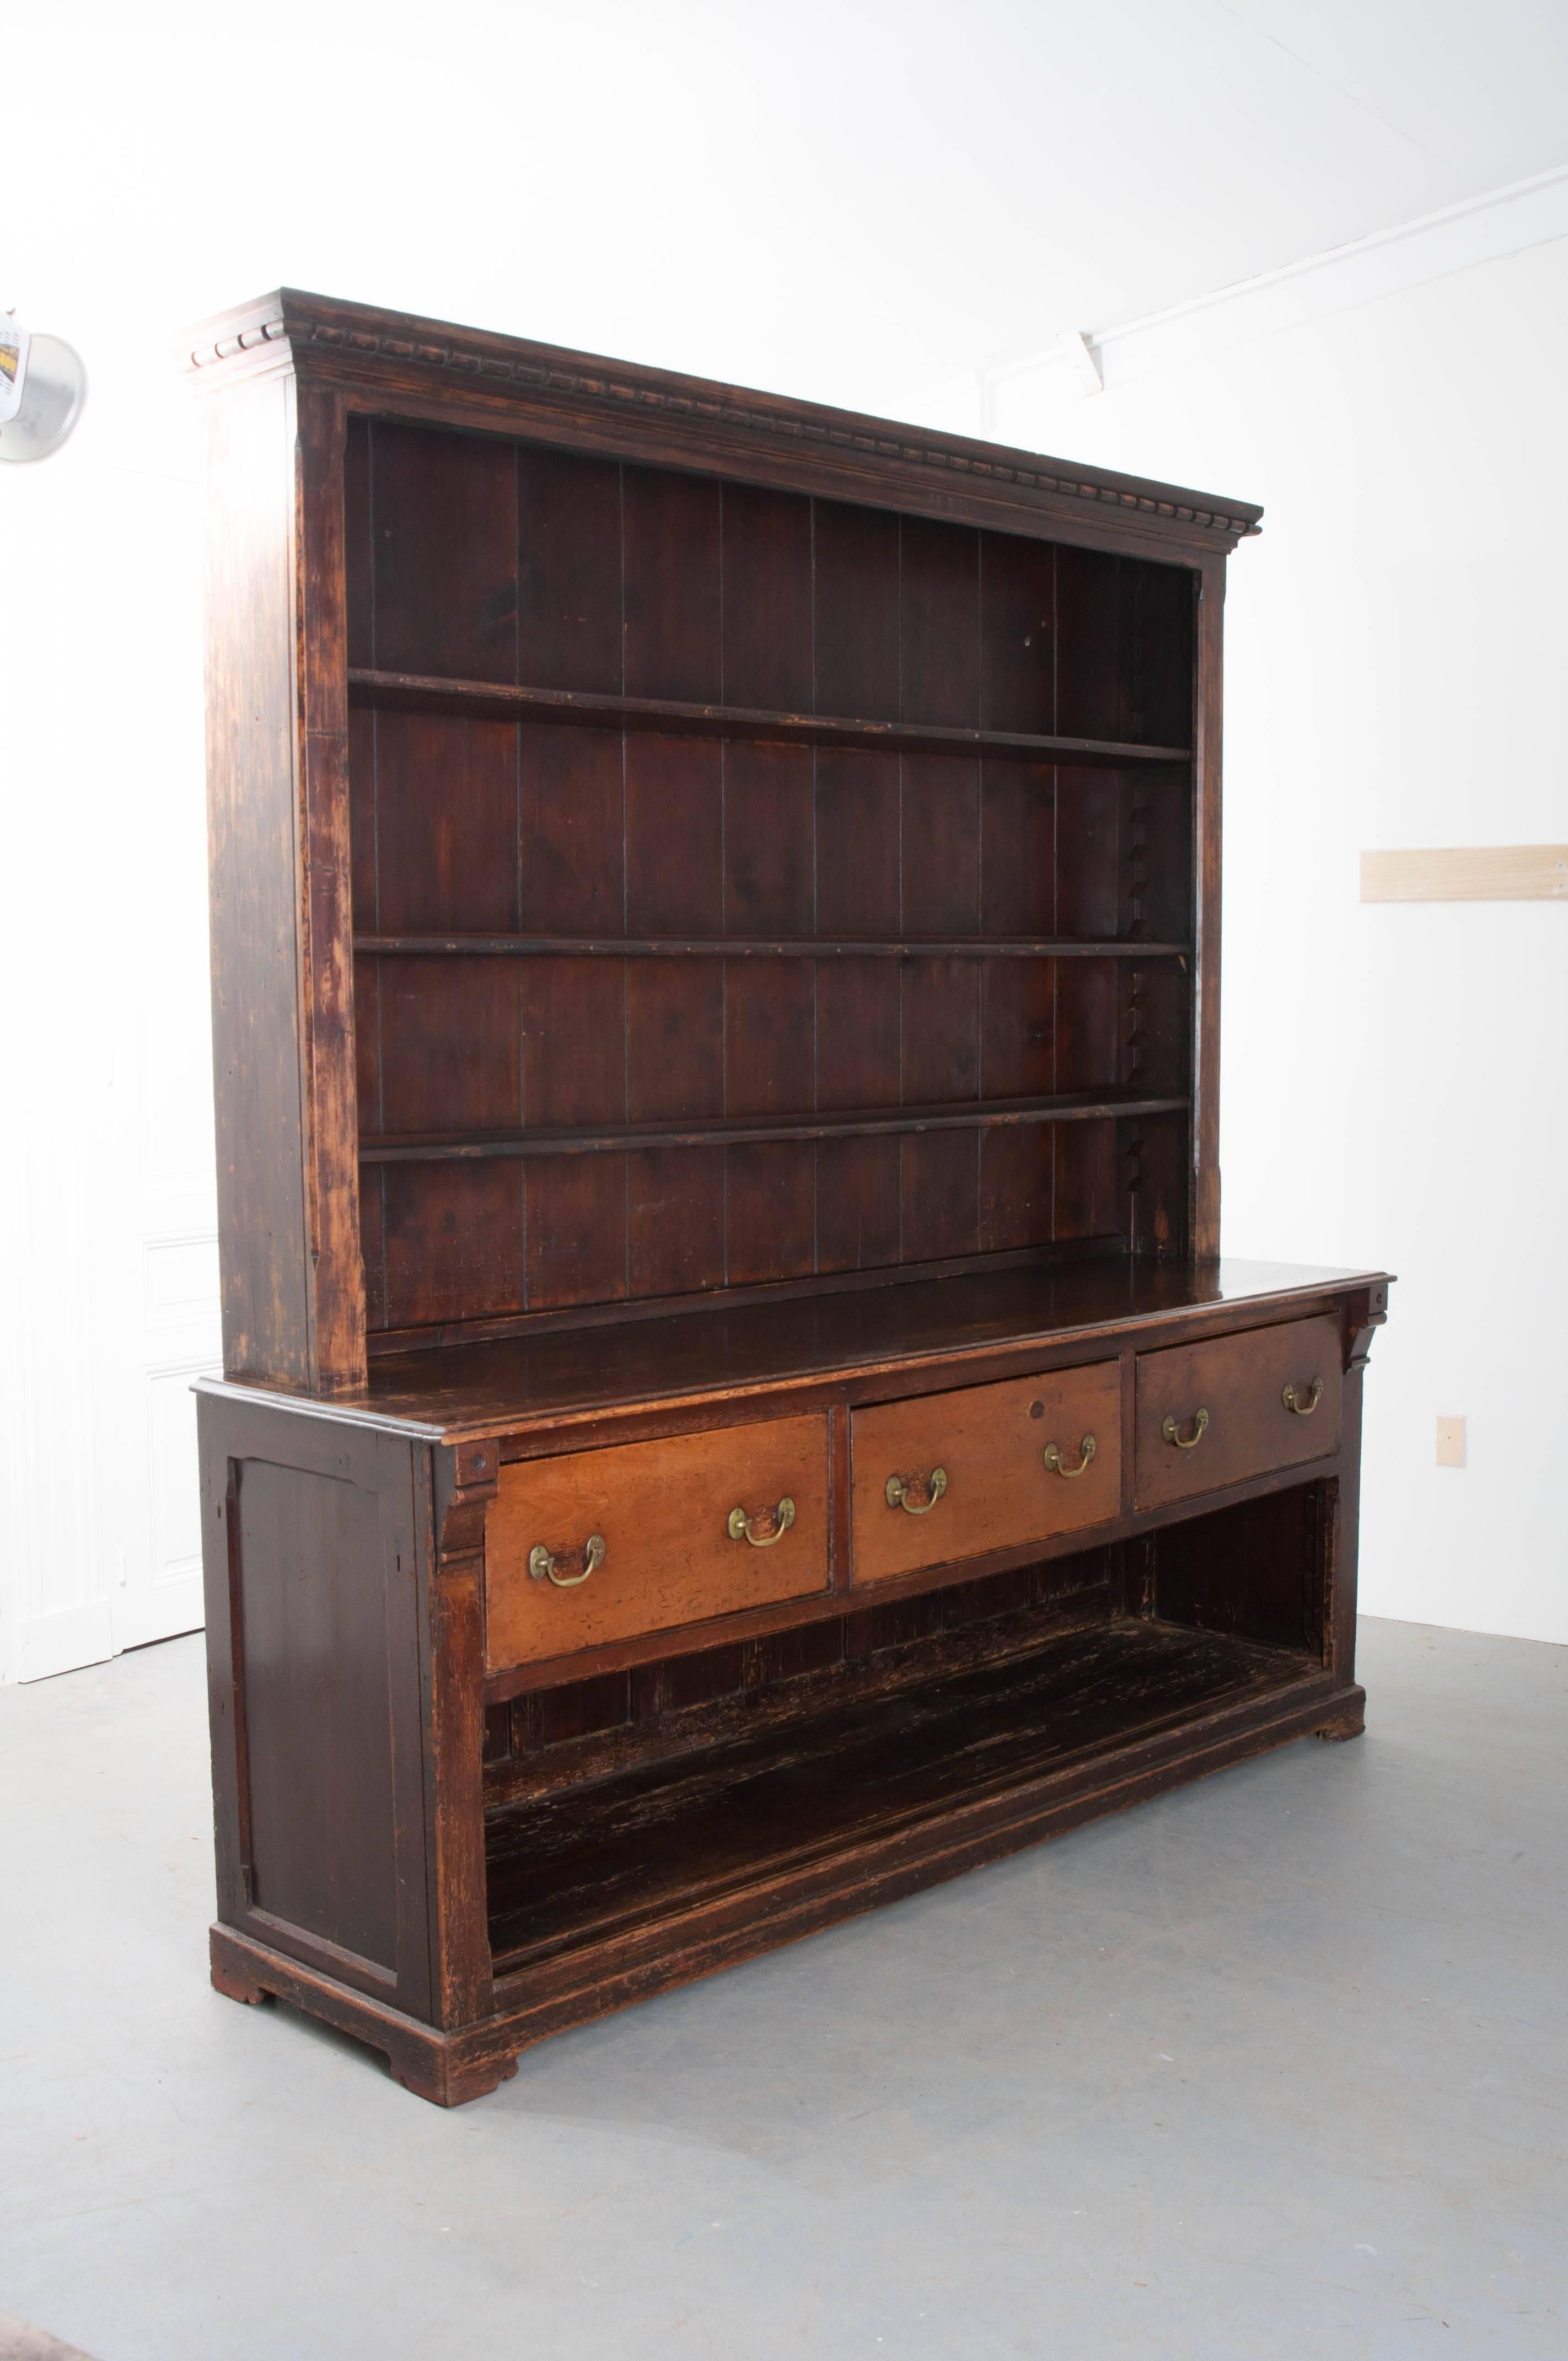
[1436,1415,1465,1469]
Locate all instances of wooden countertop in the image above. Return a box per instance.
[197,1257,1392,1445]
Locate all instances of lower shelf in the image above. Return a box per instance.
[486,1617,1325,1972]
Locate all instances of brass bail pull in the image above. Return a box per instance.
[1043,1432,1096,1479]
[885,1467,947,1515]
[728,1496,797,1548]
[1282,1378,1324,1416]
[528,1533,606,1587]
[1161,1408,1210,1452]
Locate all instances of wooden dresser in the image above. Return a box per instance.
[191,289,1390,2105]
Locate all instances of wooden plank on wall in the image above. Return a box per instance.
[1360,847,1568,903]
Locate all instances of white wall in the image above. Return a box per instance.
[3,2,1564,1672]
[0,406,215,1681]
[964,234,1568,1643]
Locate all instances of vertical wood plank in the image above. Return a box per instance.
[980,760,1055,937]
[626,942,725,1295]
[628,1147,725,1296]
[900,756,980,935]
[376,957,522,1135]
[980,957,1054,1098]
[1055,959,1120,1093]
[622,466,721,701]
[722,484,813,712]
[203,369,312,1386]
[351,953,383,1142]
[901,956,980,1106]
[724,954,816,1281]
[900,1132,979,1262]
[724,741,814,933]
[296,379,367,1392]
[1054,545,1125,742]
[814,501,900,720]
[817,961,900,1109]
[375,714,520,933]
[900,517,980,728]
[518,723,624,935]
[424,1442,497,2029]
[1054,1119,1120,1242]
[815,1137,901,1273]
[517,446,622,693]
[371,421,518,683]
[525,1157,629,1311]
[343,416,373,673]
[815,749,899,937]
[348,706,378,930]
[382,1165,525,1329]
[625,735,723,935]
[724,960,815,1116]
[1191,559,1223,1255]
[361,1171,387,1333]
[979,530,1056,734]
[1055,768,1120,939]
[523,956,626,1127]
[900,953,980,1260]
[626,963,724,1122]
[726,1145,817,1284]
[979,1128,1053,1252]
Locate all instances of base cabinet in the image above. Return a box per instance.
[199,1267,1388,2104]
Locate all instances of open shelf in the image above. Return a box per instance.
[355,934,1193,961]
[485,1615,1320,1971]
[348,667,1194,769]
[345,411,1203,1345]
[358,1087,1191,1165]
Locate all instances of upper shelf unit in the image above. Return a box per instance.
[194,287,1249,1391]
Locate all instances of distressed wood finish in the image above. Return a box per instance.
[195,290,1388,2104]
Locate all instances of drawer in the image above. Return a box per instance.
[484,1414,830,1671]
[1134,1316,1343,1511]
[851,1360,1121,1587]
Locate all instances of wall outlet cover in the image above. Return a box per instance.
[1436,1415,1465,1468]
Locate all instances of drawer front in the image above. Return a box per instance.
[485,1414,830,1671]
[1134,1316,1343,1511]
[850,1360,1121,1587]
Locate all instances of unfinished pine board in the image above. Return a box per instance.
[1360,846,1568,902]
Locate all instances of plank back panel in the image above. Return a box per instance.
[337,417,1204,1346]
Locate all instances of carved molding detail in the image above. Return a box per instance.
[434,1440,499,1571]
[1344,1280,1392,1374]
[185,307,1261,545]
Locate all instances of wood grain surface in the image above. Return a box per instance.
[850,1360,1121,1585]
[485,1414,830,1669]
[1360,845,1568,902]
[1134,1315,1343,1511]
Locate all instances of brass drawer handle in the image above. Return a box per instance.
[885,1467,947,1515]
[1282,1378,1324,1417]
[1043,1433,1097,1479]
[727,1496,796,1548]
[527,1533,605,1588]
[1161,1408,1209,1452]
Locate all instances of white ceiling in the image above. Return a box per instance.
[9,0,1568,420]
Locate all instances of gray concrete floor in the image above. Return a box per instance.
[2,1619,1564,2360]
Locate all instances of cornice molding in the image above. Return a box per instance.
[184,290,1262,549]
[984,159,1568,422]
